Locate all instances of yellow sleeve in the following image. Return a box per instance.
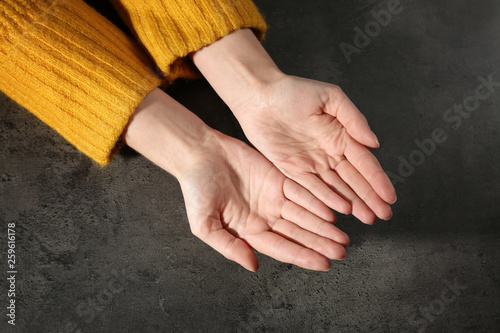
[111,0,267,81]
[0,0,162,165]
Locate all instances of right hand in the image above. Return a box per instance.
[179,131,350,271]
[125,88,349,272]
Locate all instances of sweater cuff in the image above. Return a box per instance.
[0,0,161,165]
[112,0,267,81]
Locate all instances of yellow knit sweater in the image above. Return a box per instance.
[0,0,266,165]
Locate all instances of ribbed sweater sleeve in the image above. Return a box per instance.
[0,0,162,165]
[111,0,267,81]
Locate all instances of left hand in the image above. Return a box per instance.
[192,28,396,224]
[231,75,396,224]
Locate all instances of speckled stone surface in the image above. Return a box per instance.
[1,0,499,332]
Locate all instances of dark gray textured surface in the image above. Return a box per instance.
[1,0,499,332]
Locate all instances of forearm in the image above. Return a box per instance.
[112,0,267,81]
[191,29,284,113]
[123,88,214,179]
[0,0,161,165]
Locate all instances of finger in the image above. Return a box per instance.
[344,139,397,204]
[324,87,379,148]
[283,178,336,222]
[281,200,349,246]
[246,231,332,271]
[335,159,393,221]
[192,218,259,271]
[320,169,377,224]
[271,219,347,260]
[289,172,351,215]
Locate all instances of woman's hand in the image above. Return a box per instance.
[179,131,349,271]
[192,29,397,224]
[125,88,349,271]
[231,75,397,224]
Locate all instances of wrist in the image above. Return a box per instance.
[192,28,285,113]
[124,88,216,179]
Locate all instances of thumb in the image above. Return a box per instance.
[324,86,379,148]
[193,218,259,272]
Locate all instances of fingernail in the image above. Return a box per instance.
[373,133,380,147]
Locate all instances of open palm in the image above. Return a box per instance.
[233,76,397,224]
[178,131,349,271]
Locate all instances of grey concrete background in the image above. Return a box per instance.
[1,0,499,332]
